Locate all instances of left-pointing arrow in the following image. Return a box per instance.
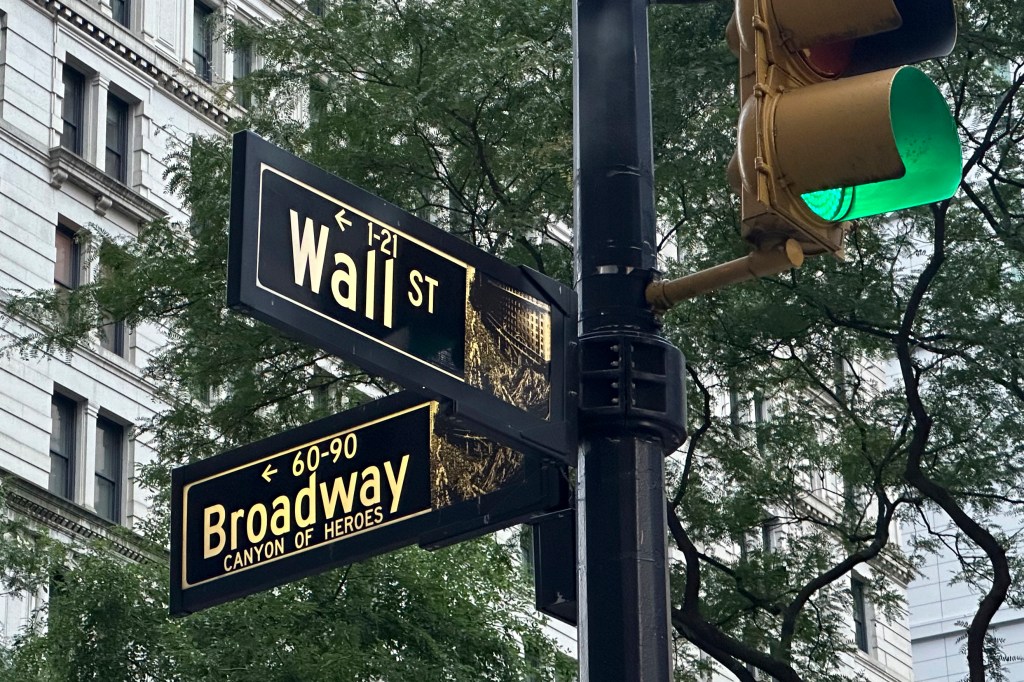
[262,464,278,482]
[335,209,351,231]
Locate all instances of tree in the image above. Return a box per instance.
[2,0,1022,680]
[0,1,575,679]
[651,2,1024,680]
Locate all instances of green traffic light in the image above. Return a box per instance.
[801,67,962,222]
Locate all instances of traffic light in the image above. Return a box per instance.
[727,0,962,256]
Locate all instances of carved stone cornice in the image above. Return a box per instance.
[35,0,233,127]
[1,470,163,564]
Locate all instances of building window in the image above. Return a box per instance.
[49,395,77,499]
[99,314,126,357]
[95,418,123,523]
[762,516,782,553]
[97,251,127,357]
[61,66,86,155]
[54,225,80,290]
[48,569,67,619]
[519,525,535,578]
[309,78,328,124]
[233,38,253,108]
[112,0,130,28]
[193,2,214,82]
[309,0,326,16]
[1,13,8,105]
[851,578,870,652]
[735,530,754,562]
[105,94,129,183]
[523,636,542,682]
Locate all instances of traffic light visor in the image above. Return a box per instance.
[801,67,961,221]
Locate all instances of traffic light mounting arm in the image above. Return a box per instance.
[646,239,804,312]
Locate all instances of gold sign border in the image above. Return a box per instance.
[181,401,436,590]
[254,165,474,382]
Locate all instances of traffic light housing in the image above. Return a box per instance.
[728,0,963,256]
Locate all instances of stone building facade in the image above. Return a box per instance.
[0,0,288,639]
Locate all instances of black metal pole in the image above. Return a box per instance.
[573,0,685,679]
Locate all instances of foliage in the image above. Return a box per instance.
[0,508,556,681]
[1,0,577,678]
[2,0,1023,680]
[656,1,1024,680]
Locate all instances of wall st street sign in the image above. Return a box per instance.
[228,132,577,464]
[171,392,562,615]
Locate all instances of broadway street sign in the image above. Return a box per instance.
[228,131,577,464]
[170,392,562,615]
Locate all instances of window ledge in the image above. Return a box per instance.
[853,648,907,682]
[48,147,167,226]
[1,294,154,397]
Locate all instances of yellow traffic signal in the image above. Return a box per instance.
[728,0,963,256]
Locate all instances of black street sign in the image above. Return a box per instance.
[228,131,577,464]
[171,392,563,615]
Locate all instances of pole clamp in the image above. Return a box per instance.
[578,331,686,453]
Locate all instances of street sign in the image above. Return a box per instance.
[171,392,563,615]
[228,131,577,464]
